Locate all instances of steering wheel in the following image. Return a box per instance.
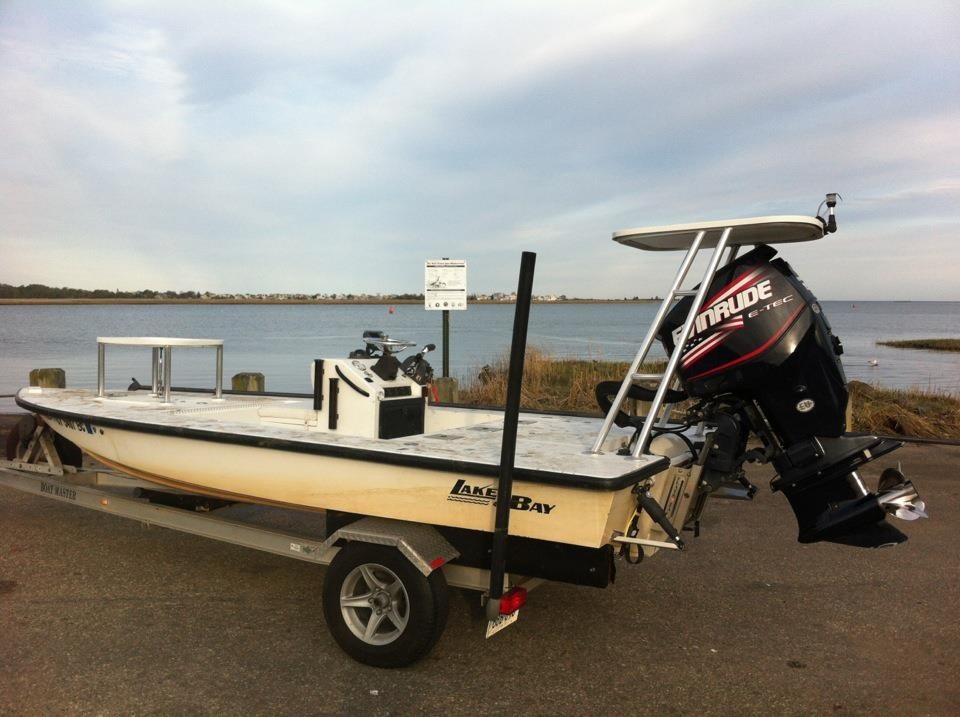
[363,336,416,355]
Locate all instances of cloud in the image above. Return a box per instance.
[0,1,957,299]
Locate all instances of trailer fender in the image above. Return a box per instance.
[323,517,459,576]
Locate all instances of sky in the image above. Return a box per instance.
[1,1,958,300]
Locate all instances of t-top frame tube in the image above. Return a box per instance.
[590,230,707,454]
[631,226,732,457]
[96,338,224,402]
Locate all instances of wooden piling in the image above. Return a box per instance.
[29,368,66,389]
[433,377,459,403]
[232,372,265,392]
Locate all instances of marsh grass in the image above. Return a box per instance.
[877,338,960,352]
[458,348,960,440]
[848,381,960,439]
[459,347,665,414]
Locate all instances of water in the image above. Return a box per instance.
[1,301,958,412]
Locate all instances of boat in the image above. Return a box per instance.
[15,332,660,549]
[7,194,927,667]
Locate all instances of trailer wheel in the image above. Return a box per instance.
[322,542,448,667]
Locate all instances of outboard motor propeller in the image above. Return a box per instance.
[877,468,927,521]
[767,434,927,547]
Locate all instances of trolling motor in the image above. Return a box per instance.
[638,194,928,548]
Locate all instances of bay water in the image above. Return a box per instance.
[1,301,958,412]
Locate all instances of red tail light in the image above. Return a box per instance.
[499,586,527,615]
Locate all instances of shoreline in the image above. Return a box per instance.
[877,338,960,353]
[0,298,660,306]
[2,298,956,306]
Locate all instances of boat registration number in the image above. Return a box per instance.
[485,611,519,639]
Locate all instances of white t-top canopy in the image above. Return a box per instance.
[613,215,825,251]
[97,337,223,347]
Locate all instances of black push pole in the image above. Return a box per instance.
[486,251,536,620]
[442,309,450,378]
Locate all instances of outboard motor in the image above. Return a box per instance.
[658,205,925,548]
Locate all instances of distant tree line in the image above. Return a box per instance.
[0,283,201,299]
[0,283,652,302]
[0,283,429,301]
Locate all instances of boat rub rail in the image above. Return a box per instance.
[16,395,669,492]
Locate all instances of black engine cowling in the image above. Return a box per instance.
[660,244,848,445]
[657,244,921,547]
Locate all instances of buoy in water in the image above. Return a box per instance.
[389,305,395,314]
[868,359,879,367]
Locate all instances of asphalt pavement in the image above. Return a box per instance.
[1,414,957,716]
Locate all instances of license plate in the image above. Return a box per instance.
[485,610,519,638]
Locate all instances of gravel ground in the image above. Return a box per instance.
[1,414,957,716]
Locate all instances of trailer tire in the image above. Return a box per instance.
[322,542,448,667]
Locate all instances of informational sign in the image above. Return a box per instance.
[424,259,467,310]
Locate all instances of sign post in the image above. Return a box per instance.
[425,259,467,378]
[442,310,450,378]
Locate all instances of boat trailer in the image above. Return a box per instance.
[0,414,550,665]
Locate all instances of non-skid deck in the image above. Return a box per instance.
[17,388,665,490]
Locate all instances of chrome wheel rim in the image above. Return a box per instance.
[339,562,409,645]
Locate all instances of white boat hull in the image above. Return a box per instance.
[22,388,666,549]
[66,423,636,548]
